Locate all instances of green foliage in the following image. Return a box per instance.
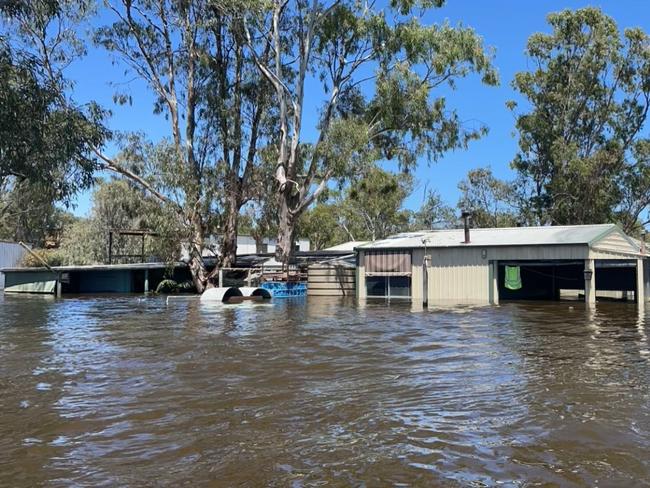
[341,167,413,241]
[300,167,417,247]
[21,248,64,268]
[0,42,106,207]
[57,179,182,265]
[0,179,77,246]
[299,203,346,250]
[411,189,457,230]
[0,1,107,207]
[510,8,650,232]
[458,167,519,228]
[243,0,498,262]
[154,279,195,294]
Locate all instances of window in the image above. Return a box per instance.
[366,276,411,299]
[367,276,387,297]
[388,276,411,297]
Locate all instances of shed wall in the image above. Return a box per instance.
[411,249,425,302]
[426,244,592,304]
[359,243,639,305]
[0,242,27,289]
[77,270,132,293]
[427,247,490,303]
[307,264,356,297]
[4,271,56,293]
[591,232,639,256]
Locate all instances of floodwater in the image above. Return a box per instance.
[1,295,649,487]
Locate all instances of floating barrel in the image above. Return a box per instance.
[239,287,272,299]
[200,287,243,303]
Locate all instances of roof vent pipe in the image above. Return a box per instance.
[642,231,647,254]
[461,210,471,244]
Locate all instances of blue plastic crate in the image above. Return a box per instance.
[261,281,307,298]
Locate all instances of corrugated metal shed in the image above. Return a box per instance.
[356,224,642,252]
[356,224,648,306]
[0,241,27,289]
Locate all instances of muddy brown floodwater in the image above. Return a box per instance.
[1,295,649,487]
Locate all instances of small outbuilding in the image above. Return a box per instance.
[2,262,189,295]
[355,224,650,307]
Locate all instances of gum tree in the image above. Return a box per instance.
[458,167,518,228]
[243,0,498,264]
[95,0,273,291]
[509,8,650,232]
[0,0,107,240]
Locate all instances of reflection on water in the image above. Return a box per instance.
[1,294,649,486]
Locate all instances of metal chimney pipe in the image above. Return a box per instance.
[641,231,647,254]
[461,211,471,244]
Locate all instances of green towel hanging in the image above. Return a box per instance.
[505,266,522,290]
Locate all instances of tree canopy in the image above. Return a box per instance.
[242,0,498,262]
[509,7,650,234]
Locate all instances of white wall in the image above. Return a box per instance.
[0,241,27,289]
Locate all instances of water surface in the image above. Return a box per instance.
[1,295,649,486]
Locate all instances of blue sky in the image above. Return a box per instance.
[67,0,650,217]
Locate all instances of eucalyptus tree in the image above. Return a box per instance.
[95,0,273,291]
[0,1,107,235]
[339,166,413,241]
[242,0,498,264]
[457,167,518,228]
[509,8,650,232]
[411,189,456,230]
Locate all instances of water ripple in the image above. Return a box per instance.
[0,295,649,486]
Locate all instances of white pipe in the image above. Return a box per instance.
[200,287,243,302]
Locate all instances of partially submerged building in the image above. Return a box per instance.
[0,241,27,290]
[2,263,188,295]
[356,224,650,306]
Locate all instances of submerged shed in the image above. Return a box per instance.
[356,224,650,307]
[0,241,27,290]
[2,262,189,295]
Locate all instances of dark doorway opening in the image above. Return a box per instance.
[498,261,583,301]
[498,260,638,302]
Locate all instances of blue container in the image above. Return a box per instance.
[261,281,307,298]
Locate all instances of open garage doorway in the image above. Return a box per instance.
[498,261,583,301]
[497,260,638,302]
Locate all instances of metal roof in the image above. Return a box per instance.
[323,241,368,251]
[356,224,625,250]
[0,262,185,273]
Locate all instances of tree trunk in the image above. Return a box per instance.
[275,195,296,266]
[187,213,211,294]
[220,196,240,268]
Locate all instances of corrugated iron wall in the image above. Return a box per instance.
[308,264,356,296]
[592,232,639,255]
[0,242,27,289]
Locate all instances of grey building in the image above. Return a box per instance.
[356,224,649,307]
[0,241,26,289]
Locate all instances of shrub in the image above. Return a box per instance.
[21,249,64,268]
[155,279,196,294]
